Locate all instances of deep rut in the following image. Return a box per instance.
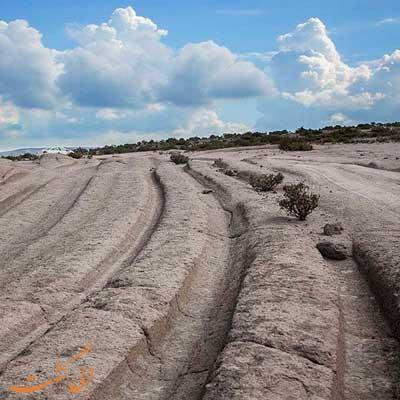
[0,179,55,218]
[0,162,164,373]
[334,255,400,399]
[100,166,252,400]
[198,156,400,399]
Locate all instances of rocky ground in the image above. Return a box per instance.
[0,143,399,399]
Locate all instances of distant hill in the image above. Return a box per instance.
[0,147,90,157]
[0,148,46,156]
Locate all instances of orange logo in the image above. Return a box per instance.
[5,344,94,395]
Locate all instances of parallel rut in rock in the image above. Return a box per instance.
[105,167,252,400]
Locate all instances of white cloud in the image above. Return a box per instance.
[161,40,274,106]
[327,112,353,125]
[58,7,272,110]
[58,7,172,108]
[172,108,250,137]
[257,17,400,130]
[271,18,374,108]
[0,20,61,108]
[329,112,347,123]
[377,17,400,26]
[2,9,400,147]
[96,108,126,120]
[277,18,339,61]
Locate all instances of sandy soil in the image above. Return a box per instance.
[0,143,399,399]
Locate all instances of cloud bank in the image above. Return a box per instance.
[0,8,400,147]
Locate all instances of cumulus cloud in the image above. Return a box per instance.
[58,7,172,108]
[327,112,353,125]
[172,108,250,137]
[257,17,400,130]
[2,8,400,147]
[0,20,61,108]
[270,18,374,108]
[365,50,400,102]
[161,41,274,106]
[58,7,271,109]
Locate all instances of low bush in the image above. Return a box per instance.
[170,152,189,164]
[250,172,284,192]
[224,168,238,177]
[68,152,84,159]
[2,153,38,161]
[279,182,319,220]
[279,139,313,151]
[213,158,229,170]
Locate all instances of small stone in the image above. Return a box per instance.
[317,242,347,260]
[323,222,344,236]
[202,189,213,194]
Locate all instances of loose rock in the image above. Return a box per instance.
[323,222,344,236]
[317,241,347,260]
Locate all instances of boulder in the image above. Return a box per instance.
[323,222,344,236]
[317,241,347,260]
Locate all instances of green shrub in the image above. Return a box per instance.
[3,153,38,161]
[279,139,313,151]
[170,152,189,164]
[250,172,284,192]
[68,152,84,159]
[279,182,319,220]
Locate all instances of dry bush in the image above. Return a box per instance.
[224,168,238,177]
[279,182,319,220]
[279,139,313,151]
[170,152,189,164]
[213,158,229,169]
[250,172,284,192]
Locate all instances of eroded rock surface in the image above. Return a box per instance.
[1,143,400,399]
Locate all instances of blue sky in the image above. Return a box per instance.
[0,1,400,149]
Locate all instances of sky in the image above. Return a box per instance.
[0,1,400,150]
